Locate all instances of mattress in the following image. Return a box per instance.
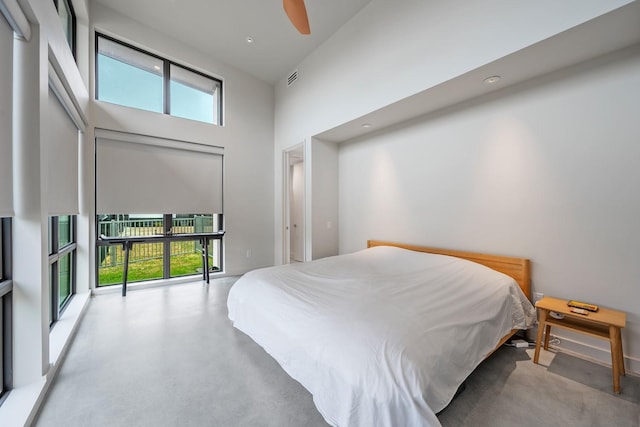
[227,245,536,426]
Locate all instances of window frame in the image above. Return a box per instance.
[53,0,76,59]
[96,213,224,287]
[49,215,77,326]
[0,218,13,403]
[95,32,223,125]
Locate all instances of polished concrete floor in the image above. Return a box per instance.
[35,278,640,427]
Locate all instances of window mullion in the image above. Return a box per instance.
[164,61,170,115]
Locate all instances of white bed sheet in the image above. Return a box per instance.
[227,246,536,427]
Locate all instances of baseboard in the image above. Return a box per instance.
[550,333,640,376]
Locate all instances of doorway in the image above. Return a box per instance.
[283,144,305,263]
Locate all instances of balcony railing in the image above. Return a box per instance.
[98,216,214,267]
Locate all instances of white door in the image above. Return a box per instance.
[290,162,304,262]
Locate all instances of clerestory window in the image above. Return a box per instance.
[96,33,222,125]
[53,0,76,58]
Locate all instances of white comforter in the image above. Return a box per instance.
[227,246,536,427]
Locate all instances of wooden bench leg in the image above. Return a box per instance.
[609,325,621,394]
[616,327,625,377]
[543,324,551,350]
[533,309,548,364]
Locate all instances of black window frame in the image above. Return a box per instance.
[95,32,224,125]
[53,0,76,59]
[49,215,77,326]
[0,218,13,404]
[96,213,224,288]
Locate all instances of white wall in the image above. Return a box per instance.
[273,0,634,264]
[339,46,640,371]
[91,3,275,276]
[272,0,639,373]
[311,138,338,259]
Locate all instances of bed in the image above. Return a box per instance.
[227,241,536,427]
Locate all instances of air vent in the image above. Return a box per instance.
[287,70,298,87]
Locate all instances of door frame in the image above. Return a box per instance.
[282,143,305,264]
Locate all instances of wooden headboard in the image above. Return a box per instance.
[367,240,531,300]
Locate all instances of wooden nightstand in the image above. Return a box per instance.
[533,296,627,393]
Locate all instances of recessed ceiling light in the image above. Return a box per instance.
[153,65,161,71]
[483,75,501,85]
[362,123,372,128]
[246,36,254,44]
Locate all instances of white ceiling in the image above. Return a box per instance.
[92,0,373,85]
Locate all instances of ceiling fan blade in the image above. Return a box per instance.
[283,0,311,35]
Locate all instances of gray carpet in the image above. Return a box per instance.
[438,343,639,427]
[34,278,640,427]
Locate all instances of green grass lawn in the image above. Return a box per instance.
[98,241,217,285]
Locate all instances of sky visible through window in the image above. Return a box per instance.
[98,55,214,123]
[170,80,214,124]
[98,55,163,112]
